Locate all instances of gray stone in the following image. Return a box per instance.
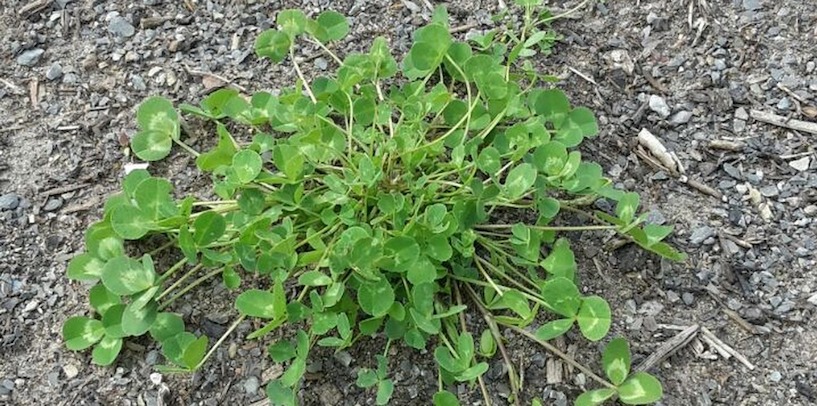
[735,107,749,120]
[16,49,44,66]
[62,364,79,379]
[769,371,782,383]
[759,185,779,197]
[0,379,13,396]
[131,75,147,91]
[109,16,135,38]
[45,63,63,80]
[242,376,259,394]
[789,156,810,172]
[0,193,20,210]
[43,197,62,212]
[648,94,671,118]
[669,110,693,126]
[682,292,695,305]
[689,226,715,245]
[777,97,791,110]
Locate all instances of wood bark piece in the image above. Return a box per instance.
[750,109,817,135]
[637,129,678,173]
[635,324,699,372]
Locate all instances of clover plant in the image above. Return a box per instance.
[63,1,679,404]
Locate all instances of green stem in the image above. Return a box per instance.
[290,47,317,103]
[173,139,200,157]
[505,324,617,390]
[194,314,246,370]
[475,224,617,232]
[156,263,203,301]
[463,283,520,404]
[148,239,176,257]
[157,258,189,284]
[159,267,223,310]
[538,0,591,24]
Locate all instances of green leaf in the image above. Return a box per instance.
[376,379,394,405]
[235,289,278,319]
[273,144,305,180]
[232,149,263,183]
[540,277,581,317]
[269,341,297,363]
[575,388,617,406]
[642,224,673,246]
[298,270,333,286]
[603,337,631,386]
[383,237,421,269]
[63,316,104,350]
[477,146,501,174]
[541,238,576,279]
[101,304,127,338]
[407,257,437,285]
[121,300,158,337]
[576,296,612,341]
[356,369,378,388]
[504,163,537,199]
[89,284,120,315]
[616,192,640,224]
[358,279,395,318]
[182,335,208,370]
[558,107,598,147]
[132,97,179,161]
[123,170,151,198]
[277,9,307,37]
[532,89,570,127]
[433,391,461,406]
[222,267,241,289]
[67,253,106,281]
[238,188,266,215]
[101,255,156,296]
[479,329,496,356]
[617,372,663,405]
[133,177,176,220]
[150,312,185,342]
[110,204,153,240]
[534,318,574,341]
[314,10,349,42]
[426,234,453,262]
[255,29,291,63]
[456,362,489,381]
[196,124,237,171]
[266,380,296,406]
[84,221,124,261]
[193,211,226,246]
[91,335,123,366]
[515,0,543,6]
[178,225,197,264]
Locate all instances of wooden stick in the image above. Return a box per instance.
[700,327,756,370]
[750,109,817,135]
[635,324,699,372]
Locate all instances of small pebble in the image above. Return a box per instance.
[682,292,695,305]
[0,193,20,210]
[689,226,715,245]
[669,110,693,126]
[648,94,671,118]
[63,364,79,379]
[769,371,782,383]
[109,16,135,38]
[16,48,44,66]
[45,63,63,80]
[789,157,810,172]
[243,376,259,395]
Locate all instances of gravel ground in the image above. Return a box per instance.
[1,0,816,405]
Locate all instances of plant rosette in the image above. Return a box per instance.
[63,2,682,405]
